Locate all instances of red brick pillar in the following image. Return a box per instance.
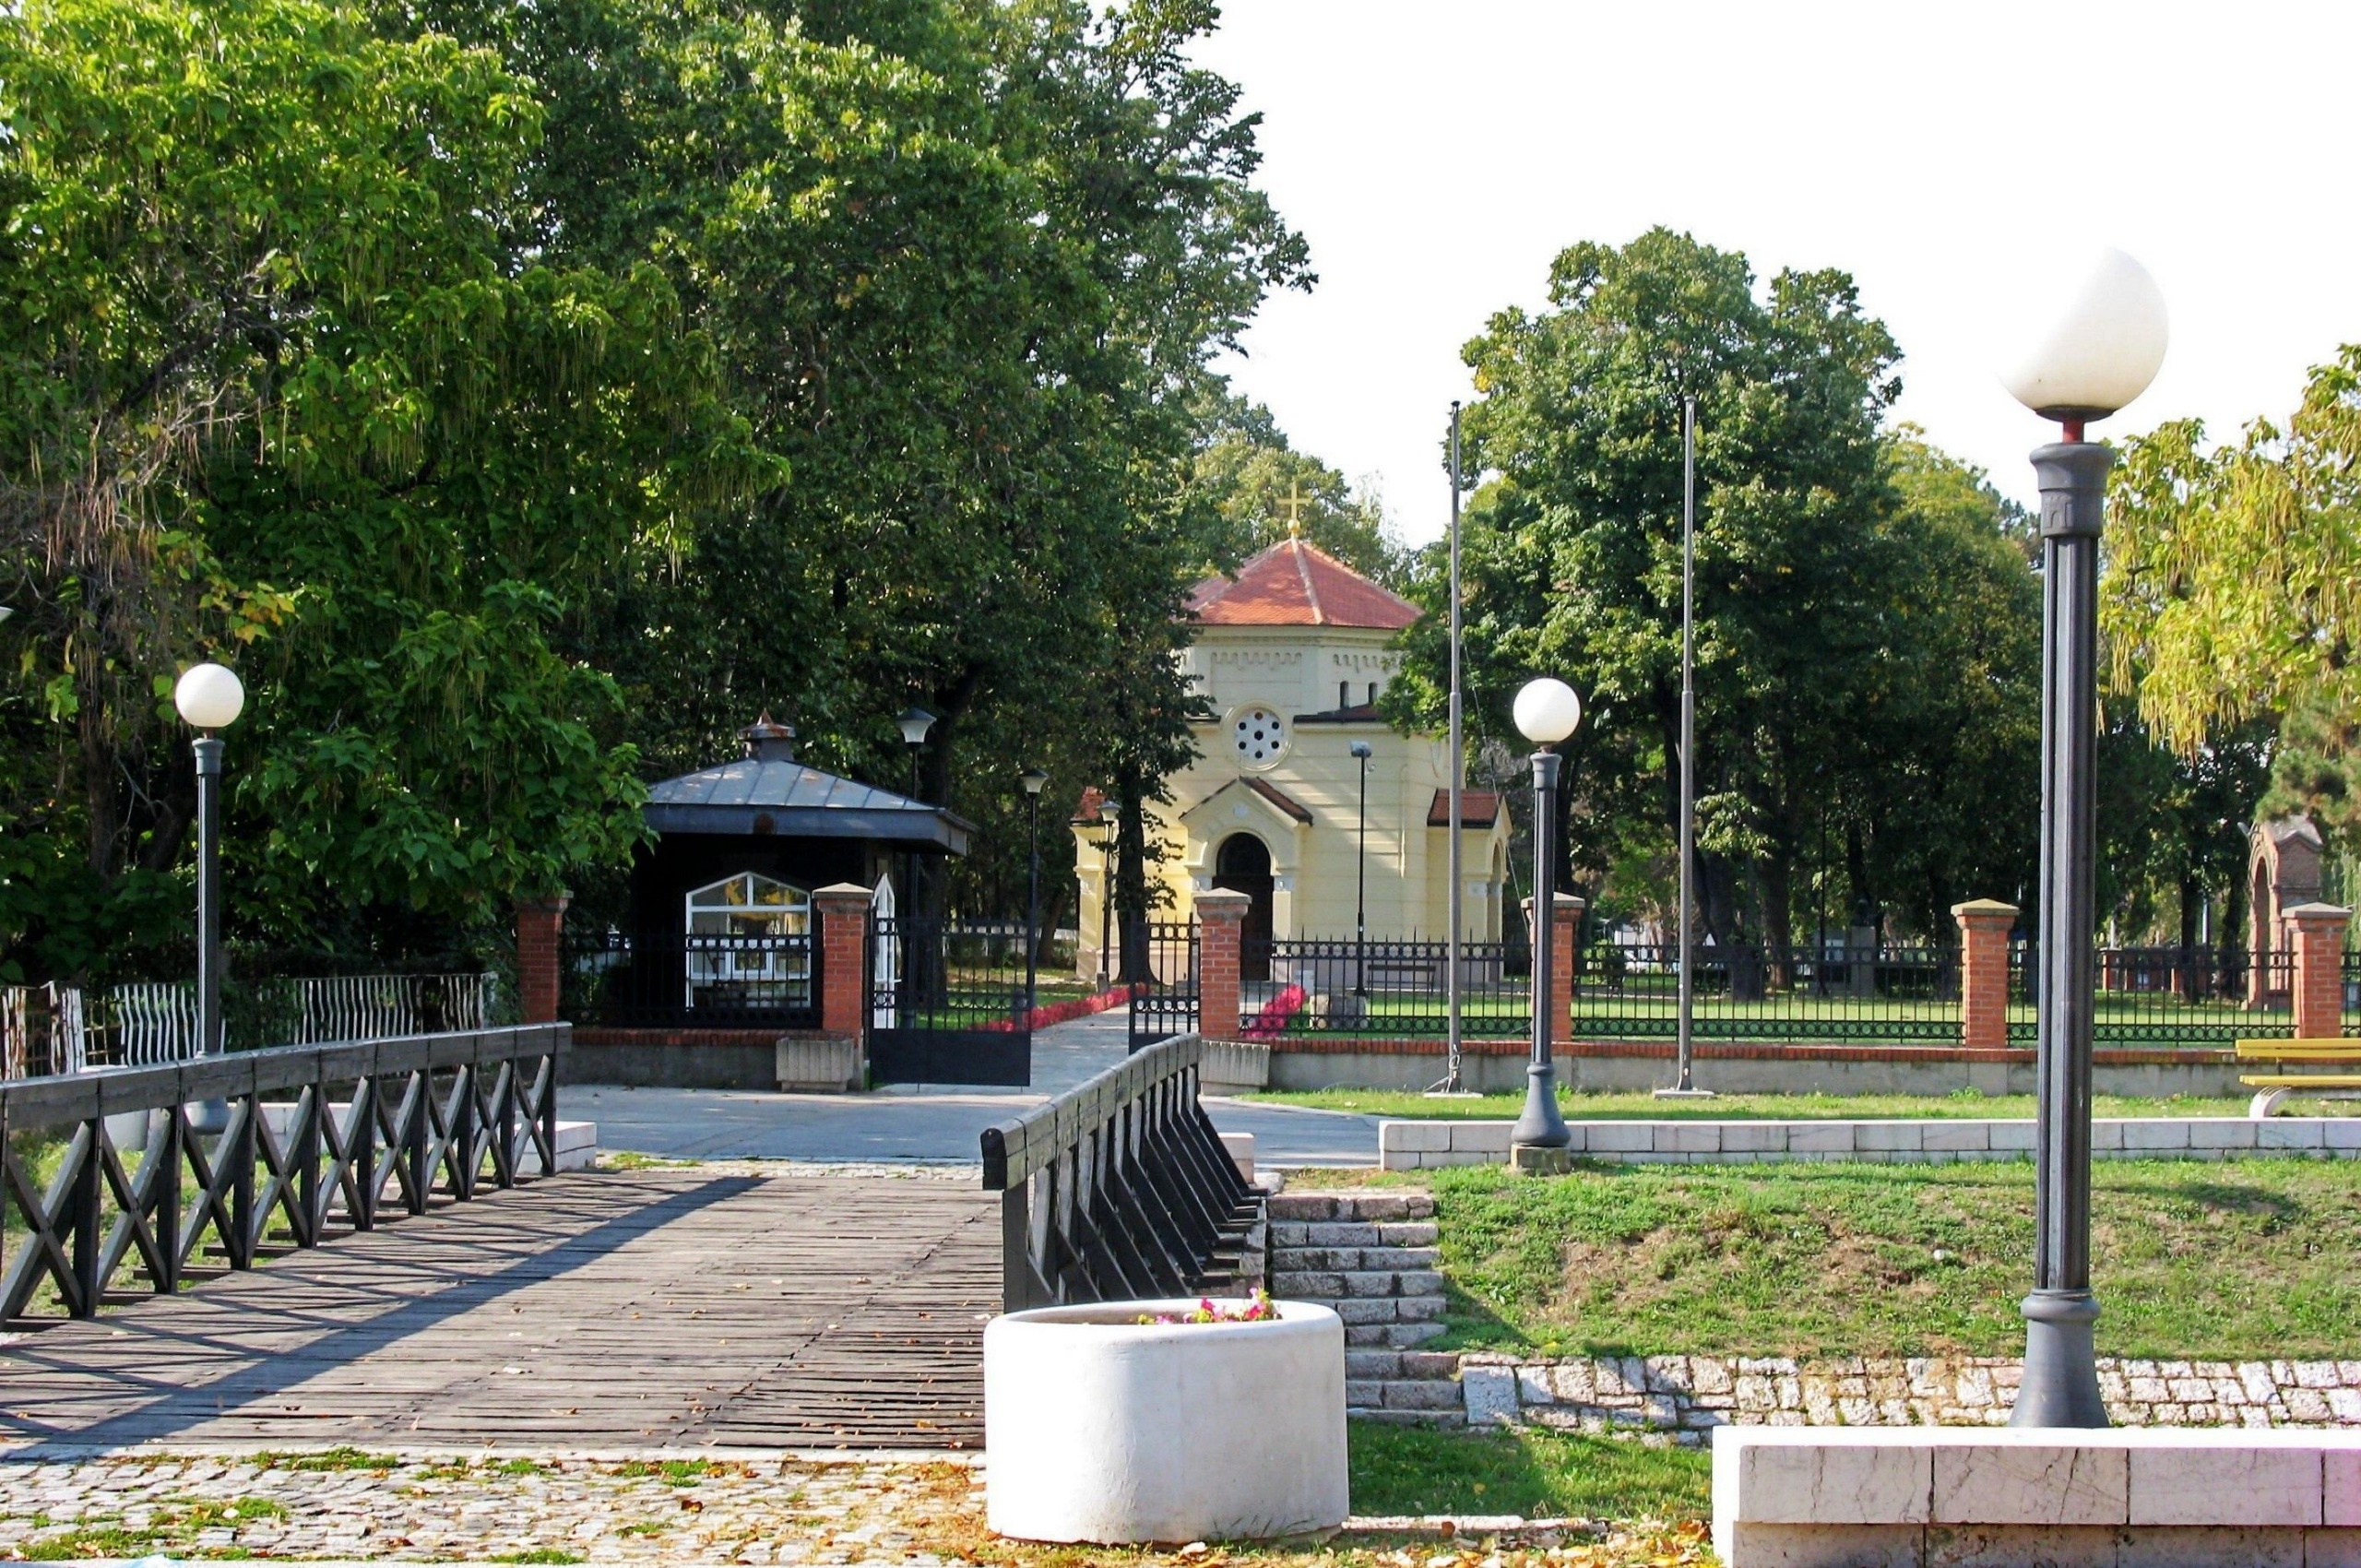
[1524,893,1583,1049]
[1952,898,2017,1053]
[813,885,873,1039]
[1195,890,1248,1042]
[516,896,569,1025]
[2286,903,2351,1039]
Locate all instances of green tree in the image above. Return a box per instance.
[0,0,757,975]
[1180,388,1397,581]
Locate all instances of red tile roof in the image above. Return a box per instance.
[1427,790,1501,828]
[1186,538,1421,631]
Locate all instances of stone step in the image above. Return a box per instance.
[1268,1268,1445,1301]
[1266,1244,1439,1272]
[1346,1348,1463,1380]
[1267,1192,1435,1222]
[1347,1321,1449,1349]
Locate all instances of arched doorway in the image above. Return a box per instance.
[1214,833,1275,982]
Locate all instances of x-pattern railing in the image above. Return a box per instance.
[1,1025,566,1321]
[980,1035,1258,1312]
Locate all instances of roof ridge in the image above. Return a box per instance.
[1293,539,1324,624]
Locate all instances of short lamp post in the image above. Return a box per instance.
[174,663,246,1063]
[1022,767,1049,1018]
[1999,247,2169,1428]
[1349,740,1372,1000]
[1510,677,1581,1171]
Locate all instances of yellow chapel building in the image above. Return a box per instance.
[1073,536,1512,979]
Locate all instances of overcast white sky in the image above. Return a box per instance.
[1189,0,2361,544]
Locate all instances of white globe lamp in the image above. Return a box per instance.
[1997,247,2168,431]
[174,662,246,732]
[1513,678,1581,746]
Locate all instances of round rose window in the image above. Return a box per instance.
[1231,706,1287,767]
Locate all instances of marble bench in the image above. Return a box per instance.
[1713,1425,2361,1568]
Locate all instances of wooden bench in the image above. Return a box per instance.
[2236,1037,2361,1118]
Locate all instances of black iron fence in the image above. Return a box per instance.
[1124,921,1201,1051]
[2348,950,2361,1038]
[1571,942,1962,1043]
[2014,944,2293,1047]
[980,1034,1257,1312]
[565,930,819,1029]
[868,917,1028,1031]
[1,1024,566,1321]
[1240,937,1529,1038]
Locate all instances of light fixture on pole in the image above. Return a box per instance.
[1021,767,1049,1017]
[1509,677,1580,1172]
[1998,245,2168,1429]
[1658,397,1714,1100]
[1349,741,1373,1002]
[174,663,244,1093]
[1094,797,1118,992]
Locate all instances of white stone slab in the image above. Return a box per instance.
[1921,1123,1991,1153]
[1380,1120,1450,1154]
[1786,1122,1858,1153]
[2186,1119,2258,1149]
[1657,1122,1724,1153]
[2128,1441,2319,1526]
[1584,1123,1653,1153]
[1857,1123,1926,1152]
[1723,1123,1790,1153]
[1449,1121,1513,1152]
[2122,1120,2192,1151]
[1931,1443,2127,1525]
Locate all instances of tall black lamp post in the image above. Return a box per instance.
[1021,767,1048,1017]
[1349,740,1372,999]
[1509,677,1581,1170]
[1094,798,1118,991]
[896,707,934,922]
[1999,247,2169,1428]
[174,663,245,1068]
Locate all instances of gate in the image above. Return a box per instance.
[866,916,1032,1087]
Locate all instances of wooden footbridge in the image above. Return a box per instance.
[0,1028,996,1454]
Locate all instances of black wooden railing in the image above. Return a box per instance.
[0,1024,566,1321]
[979,1034,1257,1313]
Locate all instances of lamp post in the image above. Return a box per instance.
[1350,741,1372,1000]
[1022,768,1048,1018]
[174,663,245,1066]
[1509,678,1581,1170]
[1999,246,2169,1428]
[896,707,934,922]
[1095,799,1118,991]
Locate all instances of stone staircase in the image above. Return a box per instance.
[1266,1190,1463,1424]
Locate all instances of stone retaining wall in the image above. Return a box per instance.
[1455,1353,2361,1443]
[1381,1116,2361,1170]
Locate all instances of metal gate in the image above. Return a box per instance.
[867,917,1032,1087]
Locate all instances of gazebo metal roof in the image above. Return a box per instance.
[642,719,973,853]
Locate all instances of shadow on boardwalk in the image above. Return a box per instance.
[0,1169,996,1455]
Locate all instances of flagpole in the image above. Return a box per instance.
[1443,400,1465,1093]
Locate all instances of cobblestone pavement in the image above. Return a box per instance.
[0,1451,1704,1566]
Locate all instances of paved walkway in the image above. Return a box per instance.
[564,1006,1380,1168]
[0,1169,995,1455]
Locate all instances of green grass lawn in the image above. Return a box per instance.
[1347,1420,1708,1522]
[1242,1087,2297,1120]
[1298,1159,2361,1363]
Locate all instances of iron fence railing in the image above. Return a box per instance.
[2347,950,2361,1039]
[1239,936,1528,1038]
[2008,944,2288,1047]
[1125,921,1200,1050]
[868,917,1027,1031]
[1571,942,1962,1042]
[566,930,818,1029]
[4,974,505,1077]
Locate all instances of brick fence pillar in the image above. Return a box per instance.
[516,896,570,1025]
[1195,890,1249,1042]
[1952,898,2018,1053]
[813,885,873,1038]
[2285,902,2351,1039]
[1523,892,1584,1049]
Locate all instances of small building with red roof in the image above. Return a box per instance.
[1074,533,1511,980]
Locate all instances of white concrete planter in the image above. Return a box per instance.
[984,1298,1347,1543]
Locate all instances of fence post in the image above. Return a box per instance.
[1522,893,1581,1050]
[516,896,570,1025]
[1953,899,2019,1052]
[813,885,872,1040]
[1195,891,1249,1042]
[2285,903,2351,1039]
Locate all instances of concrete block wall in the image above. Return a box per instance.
[1378,1116,2361,1170]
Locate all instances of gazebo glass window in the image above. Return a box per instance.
[682,873,812,1011]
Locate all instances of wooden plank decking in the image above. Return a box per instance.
[0,1170,996,1454]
